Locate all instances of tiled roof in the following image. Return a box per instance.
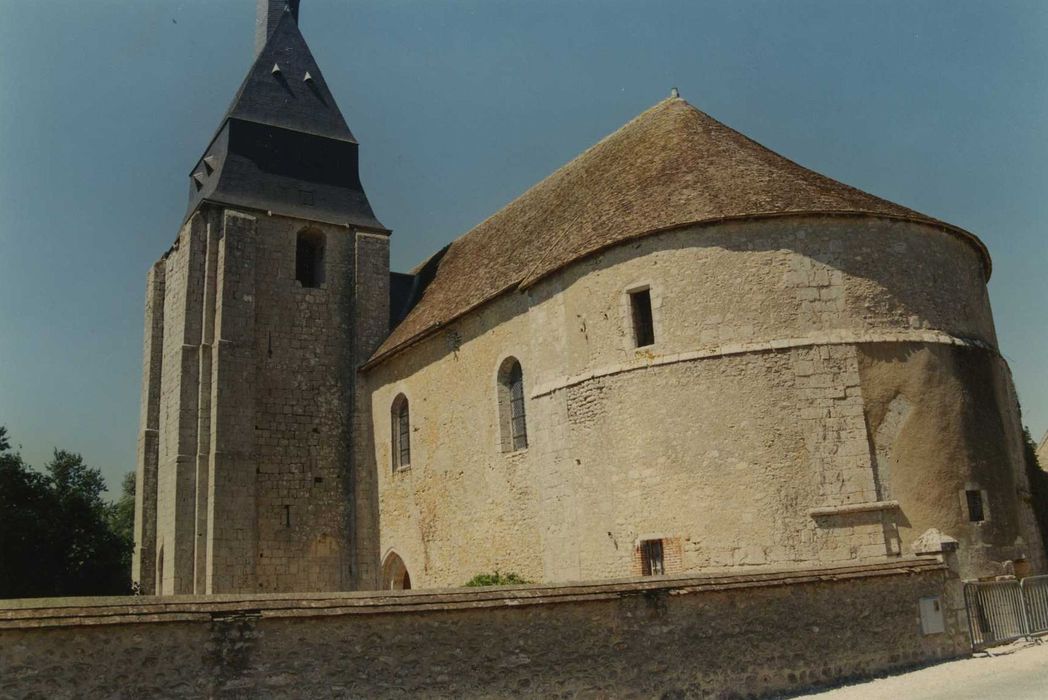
[370,96,987,364]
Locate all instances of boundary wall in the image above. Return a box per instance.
[0,559,969,698]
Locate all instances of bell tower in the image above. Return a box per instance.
[133,1,390,594]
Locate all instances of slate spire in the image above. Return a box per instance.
[256,0,300,57]
[184,1,385,231]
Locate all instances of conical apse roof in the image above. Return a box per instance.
[370,96,985,363]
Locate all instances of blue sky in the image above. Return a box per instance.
[1,0,1045,493]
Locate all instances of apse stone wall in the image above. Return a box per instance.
[0,560,968,699]
[365,216,1042,588]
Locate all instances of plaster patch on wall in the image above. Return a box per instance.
[871,394,912,500]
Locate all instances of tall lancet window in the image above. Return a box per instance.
[498,358,528,452]
[391,394,411,471]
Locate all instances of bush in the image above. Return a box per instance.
[464,571,532,587]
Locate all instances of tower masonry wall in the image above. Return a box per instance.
[366,217,1042,587]
[249,213,355,592]
[155,214,208,594]
[132,259,166,594]
[136,207,389,595]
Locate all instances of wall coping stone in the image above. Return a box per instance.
[0,558,944,630]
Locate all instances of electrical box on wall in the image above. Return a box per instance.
[919,595,946,635]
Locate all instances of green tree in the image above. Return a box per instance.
[44,450,132,596]
[0,430,61,598]
[109,471,136,580]
[0,428,132,599]
[1024,428,1048,561]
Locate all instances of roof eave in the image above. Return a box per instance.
[364,211,990,371]
[184,196,391,235]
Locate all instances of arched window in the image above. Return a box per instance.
[295,229,325,288]
[391,394,411,471]
[382,552,411,590]
[497,358,528,452]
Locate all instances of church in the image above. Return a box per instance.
[133,1,1044,595]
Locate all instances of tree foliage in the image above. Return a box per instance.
[0,427,133,599]
[1023,427,1048,561]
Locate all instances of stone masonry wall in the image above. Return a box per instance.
[136,207,390,594]
[366,216,1037,587]
[0,560,968,699]
[155,213,208,594]
[250,214,355,592]
[207,210,258,593]
[132,259,166,594]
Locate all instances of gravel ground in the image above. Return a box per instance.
[796,640,1048,699]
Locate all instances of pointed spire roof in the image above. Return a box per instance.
[183,6,384,230]
[222,11,355,143]
[369,95,987,364]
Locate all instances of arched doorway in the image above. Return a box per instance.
[381,552,411,590]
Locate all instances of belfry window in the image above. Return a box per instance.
[629,287,655,347]
[295,229,325,288]
[391,394,410,471]
[497,358,528,452]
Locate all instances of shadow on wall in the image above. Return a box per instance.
[857,342,1031,575]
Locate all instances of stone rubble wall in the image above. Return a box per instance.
[0,560,968,699]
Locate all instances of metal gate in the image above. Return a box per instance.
[963,580,1028,650]
[1022,575,1048,636]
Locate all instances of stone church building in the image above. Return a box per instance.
[133,1,1044,595]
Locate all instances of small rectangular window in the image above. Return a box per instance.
[966,490,984,522]
[630,288,655,347]
[641,539,664,576]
